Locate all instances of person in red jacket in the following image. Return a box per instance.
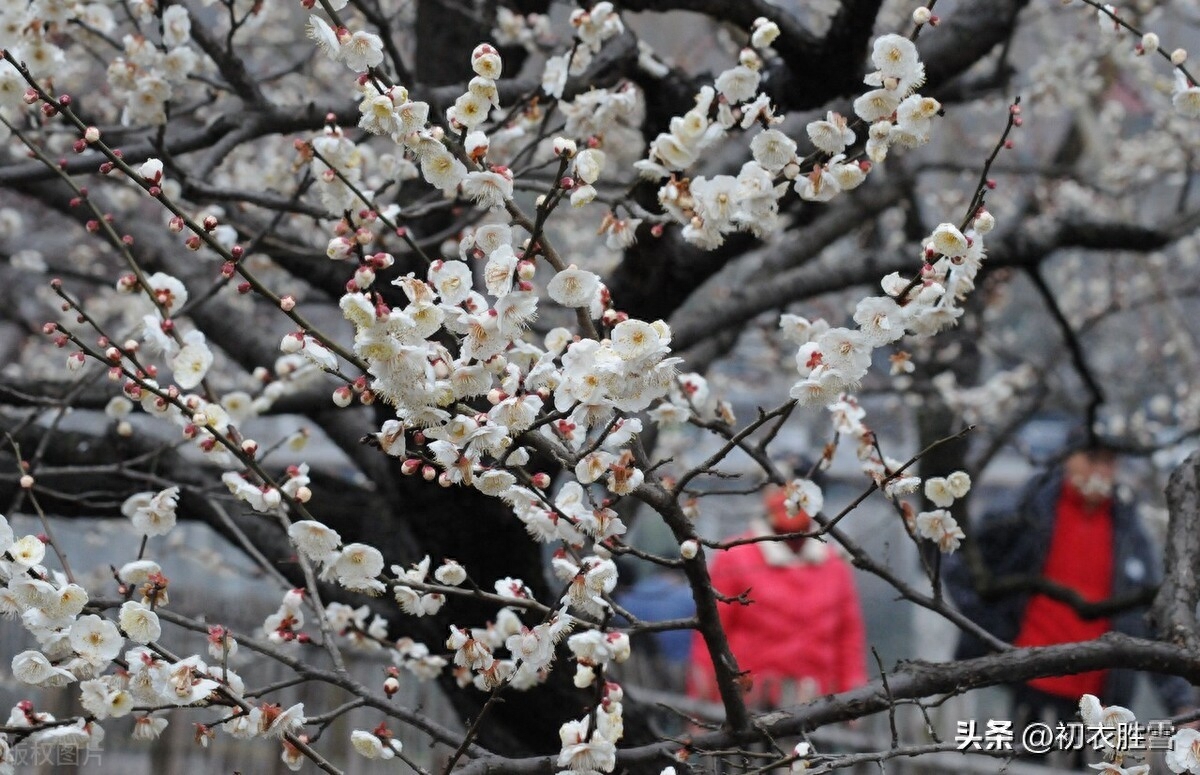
[687,485,868,709]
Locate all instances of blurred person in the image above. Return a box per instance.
[687,480,868,709]
[945,429,1194,739]
[615,565,696,690]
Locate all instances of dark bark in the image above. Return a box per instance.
[1152,451,1200,652]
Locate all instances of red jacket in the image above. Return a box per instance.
[688,522,868,708]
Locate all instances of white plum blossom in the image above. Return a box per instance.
[434,560,467,586]
[429,260,474,305]
[867,33,925,93]
[1172,70,1200,118]
[12,651,77,686]
[557,716,617,773]
[121,486,179,537]
[923,477,955,508]
[930,223,969,258]
[946,471,972,498]
[806,112,855,155]
[119,601,161,644]
[1167,727,1200,773]
[461,169,513,209]
[70,615,124,664]
[288,521,342,564]
[332,543,386,594]
[547,266,600,308]
[351,730,402,759]
[340,31,385,72]
[714,64,760,103]
[145,272,188,316]
[8,534,45,568]
[915,510,965,553]
[574,148,605,184]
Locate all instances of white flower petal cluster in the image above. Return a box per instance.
[329,544,387,595]
[923,471,971,508]
[570,2,623,54]
[391,557,446,616]
[351,729,403,759]
[1080,694,1140,759]
[262,588,306,643]
[558,715,618,774]
[118,601,161,644]
[221,472,282,513]
[1168,727,1200,773]
[1172,69,1200,118]
[310,126,370,213]
[120,486,179,537]
[307,15,383,72]
[915,510,965,553]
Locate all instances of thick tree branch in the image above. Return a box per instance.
[1152,450,1200,652]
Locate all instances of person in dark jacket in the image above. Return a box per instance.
[945,440,1194,729]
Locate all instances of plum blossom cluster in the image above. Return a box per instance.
[915,471,971,553]
[0,511,306,765]
[932,363,1039,425]
[556,685,625,775]
[0,1,204,128]
[445,602,576,692]
[105,7,201,126]
[288,519,386,594]
[6,0,1200,768]
[1079,692,1200,773]
[825,396,969,553]
[785,215,994,413]
[1086,2,1200,118]
[542,1,625,99]
[640,32,941,248]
